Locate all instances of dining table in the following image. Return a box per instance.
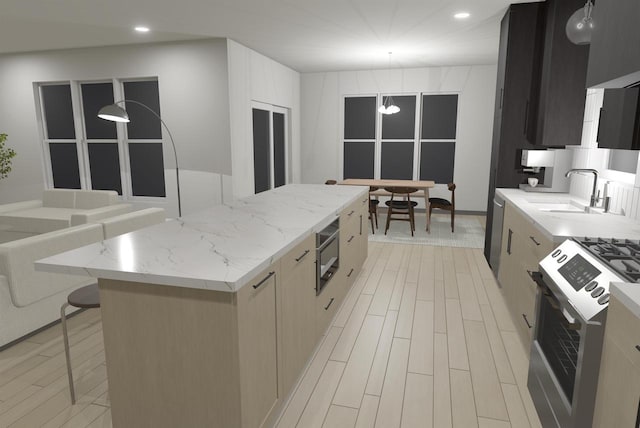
[339,178,436,231]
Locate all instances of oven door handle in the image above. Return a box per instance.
[317,229,339,252]
[529,270,581,330]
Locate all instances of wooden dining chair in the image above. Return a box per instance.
[384,187,419,236]
[428,183,456,233]
[369,186,380,233]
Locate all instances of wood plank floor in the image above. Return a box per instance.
[0,218,542,428]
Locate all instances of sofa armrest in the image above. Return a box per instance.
[70,204,132,226]
[0,200,42,214]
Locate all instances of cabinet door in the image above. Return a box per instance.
[587,0,640,87]
[280,251,316,396]
[597,88,640,150]
[533,0,589,147]
[237,266,279,428]
[593,338,640,427]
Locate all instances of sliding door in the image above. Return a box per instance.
[252,103,289,194]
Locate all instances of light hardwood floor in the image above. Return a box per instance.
[0,234,541,428]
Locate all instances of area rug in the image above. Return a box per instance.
[367,213,485,248]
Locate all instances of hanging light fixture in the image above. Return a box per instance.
[379,52,400,115]
[566,0,594,45]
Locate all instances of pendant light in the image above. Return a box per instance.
[378,52,400,115]
[566,0,594,45]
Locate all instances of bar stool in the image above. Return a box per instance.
[61,283,100,404]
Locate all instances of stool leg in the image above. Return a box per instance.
[61,302,76,404]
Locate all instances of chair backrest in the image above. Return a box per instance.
[325,180,337,185]
[384,187,418,203]
[448,183,456,207]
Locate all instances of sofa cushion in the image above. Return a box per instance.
[0,207,76,233]
[70,204,132,227]
[0,223,103,307]
[0,200,42,214]
[101,208,165,239]
[42,189,76,208]
[75,190,119,209]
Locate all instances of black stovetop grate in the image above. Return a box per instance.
[574,237,640,283]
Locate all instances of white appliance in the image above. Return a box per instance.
[520,149,572,193]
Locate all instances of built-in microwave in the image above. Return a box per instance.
[316,219,339,295]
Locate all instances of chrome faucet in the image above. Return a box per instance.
[565,169,600,208]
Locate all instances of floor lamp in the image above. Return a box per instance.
[98,100,182,217]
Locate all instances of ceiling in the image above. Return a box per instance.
[0,0,537,73]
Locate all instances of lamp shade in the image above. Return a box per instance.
[98,104,130,123]
[566,1,594,45]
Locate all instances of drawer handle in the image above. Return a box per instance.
[347,268,354,278]
[252,271,275,290]
[348,235,354,243]
[324,298,335,311]
[530,236,540,246]
[522,314,532,329]
[348,210,355,217]
[295,249,310,262]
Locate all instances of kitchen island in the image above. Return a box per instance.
[36,184,370,428]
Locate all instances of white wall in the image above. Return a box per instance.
[0,39,232,217]
[569,88,640,220]
[299,65,497,212]
[227,39,301,199]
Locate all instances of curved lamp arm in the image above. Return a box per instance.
[100,99,182,217]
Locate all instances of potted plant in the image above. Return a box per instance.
[0,133,16,179]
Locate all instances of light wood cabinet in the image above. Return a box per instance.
[498,201,555,347]
[278,235,316,396]
[99,263,280,428]
[593,296,640,427]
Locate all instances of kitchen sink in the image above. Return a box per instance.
[527,199,600,214]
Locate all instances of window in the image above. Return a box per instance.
[37,78,165,199]
[343,96,376,179]
[343,93,458,183]
[252,102,289,194]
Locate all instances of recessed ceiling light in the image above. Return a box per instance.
[454,12,471,19]
[134,26,150,33]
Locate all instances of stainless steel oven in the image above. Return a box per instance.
[316,219,339,295]
[528,239,624,428]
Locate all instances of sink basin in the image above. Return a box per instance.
[536,203,585,213]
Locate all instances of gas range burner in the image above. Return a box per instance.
[576,237,640,283]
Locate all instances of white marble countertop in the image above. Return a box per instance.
[35,184,368,292]
[496,188,640,242]
[611,283,640,319]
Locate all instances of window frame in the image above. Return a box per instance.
[251,100,291,191]
[35,77,167,202]
[341,91,460,182]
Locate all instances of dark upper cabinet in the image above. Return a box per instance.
[485,2,545,260]
[597,88,640,149]
[587,0,640,88]
[531,0,590,147]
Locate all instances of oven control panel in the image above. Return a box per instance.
[539,239,623,321]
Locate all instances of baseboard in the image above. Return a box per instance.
[0,307,87,352]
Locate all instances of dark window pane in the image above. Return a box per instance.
[253,109,271,194]
[273,112,286,188]
[49,143,81,189]
[88,143,122,195]
[344,142,375,179]
[123,80,162,140]
[420,141,456,183]
[381,96,416,140]
[344,97,376,140]
[381,142,414,180]
[82,83,117,139]
[41,85,76,139]
[421,94,458,139]
[129,143,166,197]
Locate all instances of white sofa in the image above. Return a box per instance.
[0,189,131,236]
[0,207,165,348]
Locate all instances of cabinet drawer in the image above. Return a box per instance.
[504,202,555,262]
[281,234,315,282]
[340,195,367,225]
[316,275,342,338]
[606,296,640,367]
